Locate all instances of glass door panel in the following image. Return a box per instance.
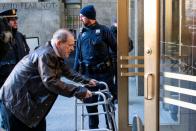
[128,0,144,125]
[124,0,160,131]
[118,0,145,130]
[160,0,196,131]
[117,0,145,126]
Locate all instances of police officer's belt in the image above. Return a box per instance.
[81,60,111,73]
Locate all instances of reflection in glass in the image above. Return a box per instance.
[160,0,196,131]
[128,0,144,126]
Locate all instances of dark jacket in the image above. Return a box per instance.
[0,31,29,63]
[0,42,90,128]
[0,17,11,59]
[0,31,29,87]
[74,22,117,72]
[13,31,30,61]
[110,25,133,51]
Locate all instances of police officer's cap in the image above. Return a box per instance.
[0,9,17,19]
[80,5,96,20]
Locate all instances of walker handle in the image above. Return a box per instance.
[96,81,109,92]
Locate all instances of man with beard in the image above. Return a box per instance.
[0,28,97,131]
[74,5,117,130]
[0,9,29,130]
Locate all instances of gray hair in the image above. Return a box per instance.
[51,28,73,44]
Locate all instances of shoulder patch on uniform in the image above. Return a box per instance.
[80,28,83,33]
[81,32,86,37]
[95,29,101,34]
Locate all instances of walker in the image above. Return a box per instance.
[74,81,117,131]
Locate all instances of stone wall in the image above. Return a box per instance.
[0,0,62,2]
[0,2,64,50]
[0,0,38,2]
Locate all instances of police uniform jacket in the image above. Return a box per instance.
[0,31,29,65]
[0,31,29,86]
[0,42,90,127]
[74,22,117,72]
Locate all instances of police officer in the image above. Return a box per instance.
[74,5,117,129]
[110,17,134,103]
[0,17,12,59]
[0,9,29,129]
[0,9,29,87]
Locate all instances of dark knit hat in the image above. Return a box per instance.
[80,5,96,20]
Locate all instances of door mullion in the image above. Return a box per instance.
[144,0,160,131]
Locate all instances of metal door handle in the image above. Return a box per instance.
[144,73,153,100]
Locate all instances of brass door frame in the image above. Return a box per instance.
[144,0,160,131]
[118,0,160,131]
[117,0,130,130]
